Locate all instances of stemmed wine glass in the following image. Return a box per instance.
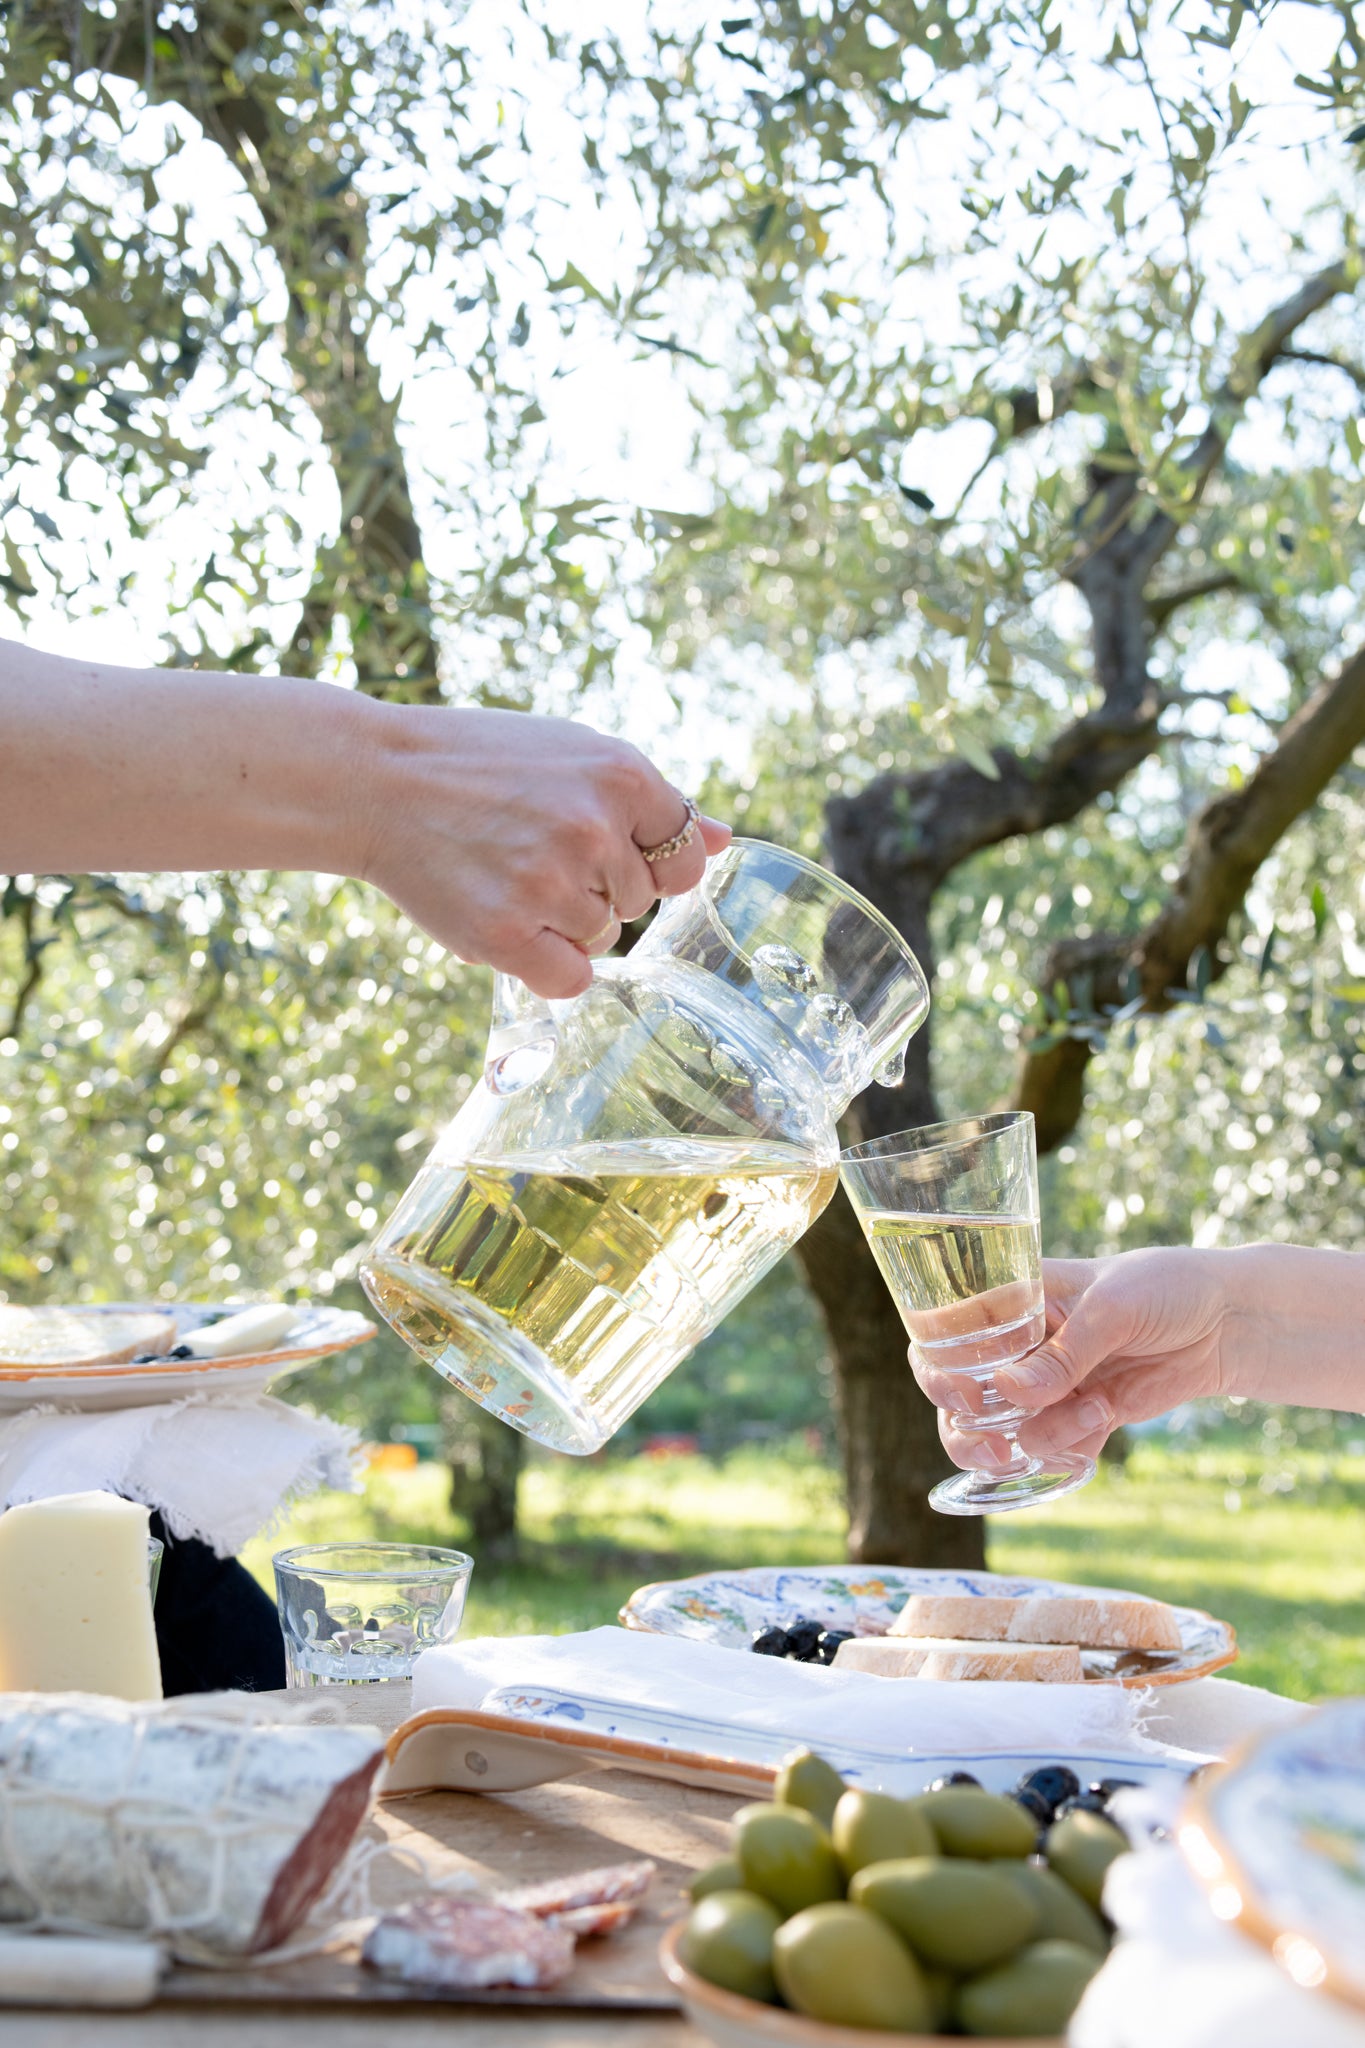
[840,1111,1095,1515]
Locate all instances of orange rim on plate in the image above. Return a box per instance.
[659,1921,1062,2046]
[0,1312,375,1380]
[1180,1729,1365,2016]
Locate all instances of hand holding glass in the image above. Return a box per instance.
[840,1112,1095,1514]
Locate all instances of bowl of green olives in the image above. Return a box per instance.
[661,1749,1129,2043]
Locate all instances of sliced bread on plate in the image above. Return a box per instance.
[833,1635,1086,1683]
[0,1306,176,1371]
[888,1590,1182,1653]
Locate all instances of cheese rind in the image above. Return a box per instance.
[0,1491,162,1700]
[832,1634,1085,1683]
[887,1590,1182,1653]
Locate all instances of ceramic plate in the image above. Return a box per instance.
[0,1301,373,1411]
[385,1698,1197,1804]
[1183,1698,1365,2010]
[479,1683,1200,1796]
[620,1564,1236,1688]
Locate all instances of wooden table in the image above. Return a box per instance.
[4,1683,726,2048]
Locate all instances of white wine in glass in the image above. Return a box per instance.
[841,1114,1095,1515]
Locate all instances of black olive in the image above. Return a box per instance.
[131,1352,161,1364]
[815,1629,853,1665]
[1091,1777,1139,1802]
[166,1344,195,1361]
[927,1770,981,1790]
[751,1626,790,1658]
[784,1620,825,1662]
[1055,1791,1109,1819]
[1012,1786,1054,1827]
[1014,1764,1081,1812]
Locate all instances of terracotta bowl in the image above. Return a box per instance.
[658,1922,1061,2048]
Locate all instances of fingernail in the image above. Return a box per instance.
[1077,1397,1112,1434]
[973,1438,1014,1468]
[1003,1361,1046,1391]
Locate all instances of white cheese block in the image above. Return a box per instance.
[0,1491,162,1700]
[181,1303,298,1359]
[0,1936,163,2008]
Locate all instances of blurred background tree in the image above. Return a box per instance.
[2,0,1363,1568]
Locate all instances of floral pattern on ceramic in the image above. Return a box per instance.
[620,1564,1236,1687]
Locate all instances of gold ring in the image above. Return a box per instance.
[639,795,700,865]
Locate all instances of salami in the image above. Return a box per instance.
[362,1898,575,1989]
[0,1692,383,1961]
[499,1858,655,1930]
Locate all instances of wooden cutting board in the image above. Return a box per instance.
[159,1749,739,2009]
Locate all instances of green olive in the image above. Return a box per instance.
[1045,1809,1127,1912]
[773,1901,932,2032]
[831,1788,938,1878]
[850,1856,1040,1973]
[995,1859,1111,1953]
[918,1785,1040,1859]
[956,1937,1103,2036]
[774,1748,848,1832]
[734,1802,844,1918]
[687,1854,744,1903]
[678,1889,782,2004]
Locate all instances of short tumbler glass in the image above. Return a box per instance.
[840,1111,1096,1515]
[273,1541,473,1686]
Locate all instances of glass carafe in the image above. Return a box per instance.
[359,841,929,1453]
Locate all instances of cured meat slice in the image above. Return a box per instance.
[552,1898,640,1939]
[362,1898,575,1989]
[0,1692,383,1960]
[499,1859,655,1921]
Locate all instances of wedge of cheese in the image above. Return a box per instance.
[888,1590,1181,1653]
[0,1306,175,1371]
[833,1635,1086,1683]
[0,1491,162,1699]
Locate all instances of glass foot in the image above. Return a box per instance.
[929,1452,1097,1516]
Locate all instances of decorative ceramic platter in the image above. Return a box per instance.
[1183,1698,1365,2010]
[620,1564,1236,1689]
[0,1301,373,1411]
[385,1700,1198,1803]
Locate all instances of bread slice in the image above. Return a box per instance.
[0,1306,176,1371]
[833,1635,1086,1684]
[888,1590,1182,1654]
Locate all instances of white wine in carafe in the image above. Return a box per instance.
[362,1138,837,1453]
[864,1212,1044,1374]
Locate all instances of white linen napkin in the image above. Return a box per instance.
[0,1395,361,1556]
[411,1626,1186,1767]
[1073,1834,1365,2048]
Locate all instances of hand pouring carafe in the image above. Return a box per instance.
[360,841,929,1453]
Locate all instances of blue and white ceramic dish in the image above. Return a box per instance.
[1186,1697,1365,2010]
[619,1564,1236,1688]
[480,1679,1200,1797]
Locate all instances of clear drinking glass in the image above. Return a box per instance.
[273,1541,473,1685]
[840,1112,1096,1515]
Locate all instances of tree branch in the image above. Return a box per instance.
[1275,347,1365,394]
[1147,570,1246,628]
[1015,639,1365,1151]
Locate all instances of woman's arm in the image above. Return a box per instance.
[0,638,728,996]
[912,1243,1365,1469]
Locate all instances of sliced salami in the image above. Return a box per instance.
[362,1898,575,1989]
[498,1858,655,1920]
[551,1898,641,1939]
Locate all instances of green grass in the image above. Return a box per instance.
[242,1437,1365,1702]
